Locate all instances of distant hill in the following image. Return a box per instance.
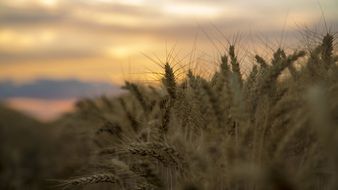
[0,104,59,189]
[0,103,44,127]
[0,103,94,189]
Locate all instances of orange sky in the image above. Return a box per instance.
[1,0,337,85]
[0,0,337,121]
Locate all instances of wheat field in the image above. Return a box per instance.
[41,33,338,190]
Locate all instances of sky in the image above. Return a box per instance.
[0,0,337,120]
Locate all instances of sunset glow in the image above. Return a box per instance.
[5,98,74,121]
[164,4,223,18]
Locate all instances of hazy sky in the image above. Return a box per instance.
[1,0,337,85]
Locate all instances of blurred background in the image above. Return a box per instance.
[0,0,337,121]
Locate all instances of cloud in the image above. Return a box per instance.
[0,49,98,62]
[0,4,67,26]
[0,79,123,99]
